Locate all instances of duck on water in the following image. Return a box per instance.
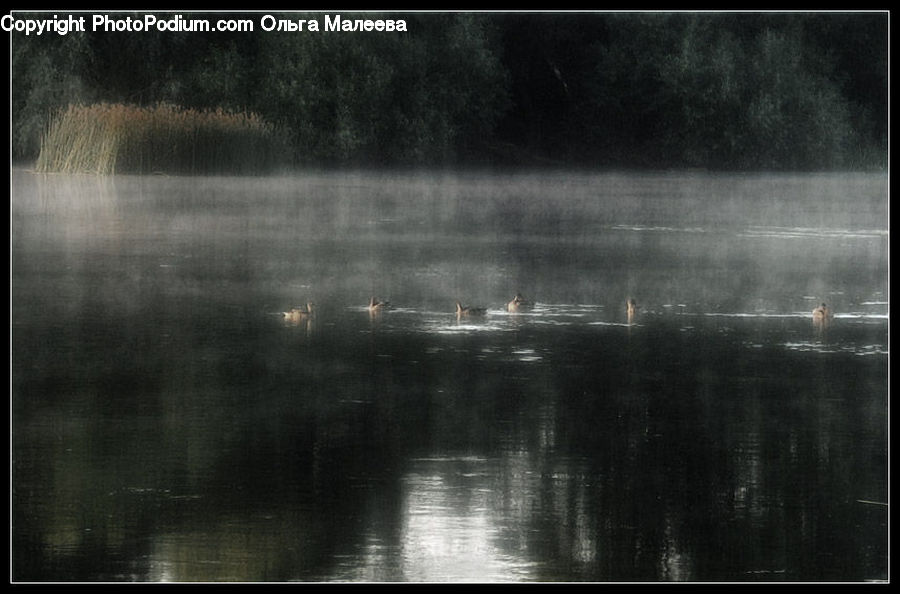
[506,294,533,313]
[283,302,315,323]
[456,301,488,317]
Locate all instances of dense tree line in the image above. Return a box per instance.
[10,11,888,170]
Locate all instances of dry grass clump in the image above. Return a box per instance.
[36,103,283,175]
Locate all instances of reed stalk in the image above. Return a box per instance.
[35,103,282,175]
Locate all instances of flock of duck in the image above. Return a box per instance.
[282,294,641,326]
[282,294,537,323]
[284,295,836,327]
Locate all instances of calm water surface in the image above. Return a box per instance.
[11,168,888,582]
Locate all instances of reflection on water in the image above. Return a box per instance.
[399,458,537,582]
[11,169,888,582]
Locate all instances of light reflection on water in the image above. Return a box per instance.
[12,168,888,582]
[400,460,535,583]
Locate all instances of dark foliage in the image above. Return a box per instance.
[10,11,888,170]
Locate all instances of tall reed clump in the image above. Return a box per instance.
[36,103,284,175]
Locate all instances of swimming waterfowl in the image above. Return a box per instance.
[368,296,391,313]
[456,301,487,317]
[626,298,637,322]
[812,303,833,321]
[283,302,315,322]
[506,293,533,312]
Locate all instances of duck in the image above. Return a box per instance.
[283,302,315,322]
[626,298,637,321]
[456,301,488,317]
[368,296,391,313]
[506,293,533,312]
[812,302,833,322]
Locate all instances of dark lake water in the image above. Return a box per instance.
[11,168,888,582]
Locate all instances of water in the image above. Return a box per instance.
[11,168,888,582]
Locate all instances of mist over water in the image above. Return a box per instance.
[11,168,887,582]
